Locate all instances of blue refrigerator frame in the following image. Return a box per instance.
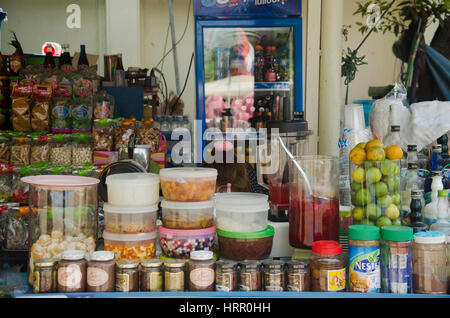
[194,5,303,161]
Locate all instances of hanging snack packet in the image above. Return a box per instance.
[31,84,52,132]
[10,134,30,166]
[71,132,93,166]
[11,83,32,132]
[94,90,115,119]
[29,132,51,164]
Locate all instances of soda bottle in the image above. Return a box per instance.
[59,44,72,68]
[278,46,289,81]
[43,43,56,69]
[77,44,89,67]
[114,53,126,87]
[254,45,265,82]
[264,46,277,82]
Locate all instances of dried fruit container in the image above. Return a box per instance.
[160,168,217,202]
[103,231,157,261]
[161,199,214,229]
[103,203,158,234]
[217,226,274,261]
[214,192,269,233]
[158,225,216,258]
[105,172,160,206]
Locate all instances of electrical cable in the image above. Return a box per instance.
[170,52,194,114]
[152,67,169,114]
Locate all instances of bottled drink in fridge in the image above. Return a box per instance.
[278,46,289,81]
[77,44,89,67]
[254,45,265,82]
[204,43,214,83]
[43,43,56,69]
[264,46,277,82]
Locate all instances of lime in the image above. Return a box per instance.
[352,167,366,183]
[392,218,402,226]
[355,188,372,206]
[361,218,375,225]
[376,216,393,228]
[365,203,382,221]
[351,181,362,193]
[385,204,400,220]
[393,177,400,192]
[391,193,401,205]
[366,167,382,184]
[352,207,364,221]
[373,182,388,198]
[393,164,400,176]
[377,195,392,208]
[380,160,395,176]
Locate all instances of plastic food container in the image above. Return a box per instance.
[160,168,217,202]
[217,226,274,261]
[103,231,157,261]
[161,199,214,229]
[214,192,269,232]
[103,203,158,234]
[105,173,160,206]
[158,225,216,258]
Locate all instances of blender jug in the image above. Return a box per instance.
[289,155,340,249]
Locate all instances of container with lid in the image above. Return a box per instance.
[57,250,87,293]
[380,225,413,294]
[164,259,186,291]
[217,226,274,261]
[103,203,158,234]
[263,260,285,291]
[310,240,346,292]
[158,225,216,258]
[33,258,57,293]
[87,251,115,292]
[286,260,310,291]
[214,192,269,233]
[412,231,447,294]
[161,199,214,230]
[115,259,139,292]
[105,172,160,206]
[140,258,164,292]
[188,250,215,291]
[239,260,262,291]
[160,168,217,202]
[348,225,381,293]
[103,231,157,261]
[23,175,99,286]
[215,260,238,292]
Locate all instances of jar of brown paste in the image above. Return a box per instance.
[33,258,57,293]
[164,259,186,291]
[188,250,215,291]
[215,260,238,292]
[87,251,115,292]
[239,260,262,291]
[263,260,285,291]
[286,260,310,292]
[140,258,164,292]
[57,250,87,293]
[115,259,139,292]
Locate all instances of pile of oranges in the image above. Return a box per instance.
[349,139,403,165]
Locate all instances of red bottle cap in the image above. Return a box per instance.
[312,240,342,255]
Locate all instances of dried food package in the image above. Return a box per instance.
[4,206,29,251]
[0,132,11,164]
[93,119,115,151]
[0,168,14,203]
[94,90,115,119]
[49,134,72,166]
[11,165,37,204]
[114,119,136,150]
[71,97,93,133]
[51,97,72,133]
[31,84,52,132]
[11,84,32,132]
[73,70,94,98]
[10,135,31,166]
[136,120,160,151]
[30,133,51,164]
[71,132,93,166]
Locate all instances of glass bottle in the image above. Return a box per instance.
[114,53,126,87]
[77,44,89,67]
[254,45,265,82]
[43,43,55,69]
[430,144,443,172]
[278,46,290,82]
[59,44,72,68]
[408,189,429,233]
[383,125,401,147]
[264,46,277,82]
[401,163,425,220]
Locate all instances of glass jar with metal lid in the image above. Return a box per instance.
[215,260,238,292]
[239,260,262,291]
[164,259,186,291]
[33,258,57,293]
[263,260,285,291]
[87,251,115,292]
[140,258,163,292]
[57,250,87,293]
[188,250,215,291]
[286,260,310,291]
[115,259,139,292]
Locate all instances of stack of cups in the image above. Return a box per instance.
[102,173,160,261]
[158,168,218,259]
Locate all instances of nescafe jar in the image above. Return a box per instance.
[239,260,262,291]
[57,250,87,293]
[263,260,285,291]
[87,251,115,292]
[286,260,310,291]
[188,250,215,291]
[215,260,238,292]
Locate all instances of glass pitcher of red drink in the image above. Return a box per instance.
[288,155,340,249]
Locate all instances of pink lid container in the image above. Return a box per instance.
[158,225,216,237]
[21,175,99,190]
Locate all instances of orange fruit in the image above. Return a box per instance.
[385,145,403,160]
[365,139,384,151]
[349,147,366,165]
[366,146,385,161]
[355,142,366,150]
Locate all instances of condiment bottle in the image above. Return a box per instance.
[215,260,238,292]
[380,225,414,294]
[263,260,285,291]
[412,231,447,294]
[164,259,186,292]
[239,260,262,291]
[115,259,139,292]
[33,258,57,294]
[348,225,381,293]
[57,250,87,293]
[310,240,346,292]
[424,171,444,226]
[188,251,215,291]
[140,258,164,292]
[286,260,310,292]
[87,251,115,292]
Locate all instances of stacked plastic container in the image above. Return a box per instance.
[102,173,160,261]
[214,192,274,261]
[158,168,218,259]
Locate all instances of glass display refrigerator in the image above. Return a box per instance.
[194,0,303,157]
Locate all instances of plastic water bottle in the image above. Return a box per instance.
[430,189,449,236]
[153,115,161,130]
[423,171,444,225]
[401,163,425,220]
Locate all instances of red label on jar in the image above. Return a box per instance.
[190,268,215,287]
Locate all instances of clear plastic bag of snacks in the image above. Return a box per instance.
[49,134,72,166]
[94,90,115,119]
[0,165,14,203]
[11,165,40,204]
[0,132,11,164]
[71,132,93,166]
[29,132,51,164]
[11,83,32,132]
[31,84,52,132]
[71,97,93,133]
[10,134,30,166]
[114,118,136,150]
[4,205,29,251]
[51,97,72,133]
[93,118,116,151]
[136,119,160,151]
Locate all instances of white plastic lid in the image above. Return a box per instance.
[159,168,217,181]
[90,251,114,261]
[106,173,159,186]
[61,250,86,260]
[214,192,269,213]
[161,199,214,210]
[103,231,157,242]
[190,250,213,261]
[103,203,159,214]
[413,231,446,244]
